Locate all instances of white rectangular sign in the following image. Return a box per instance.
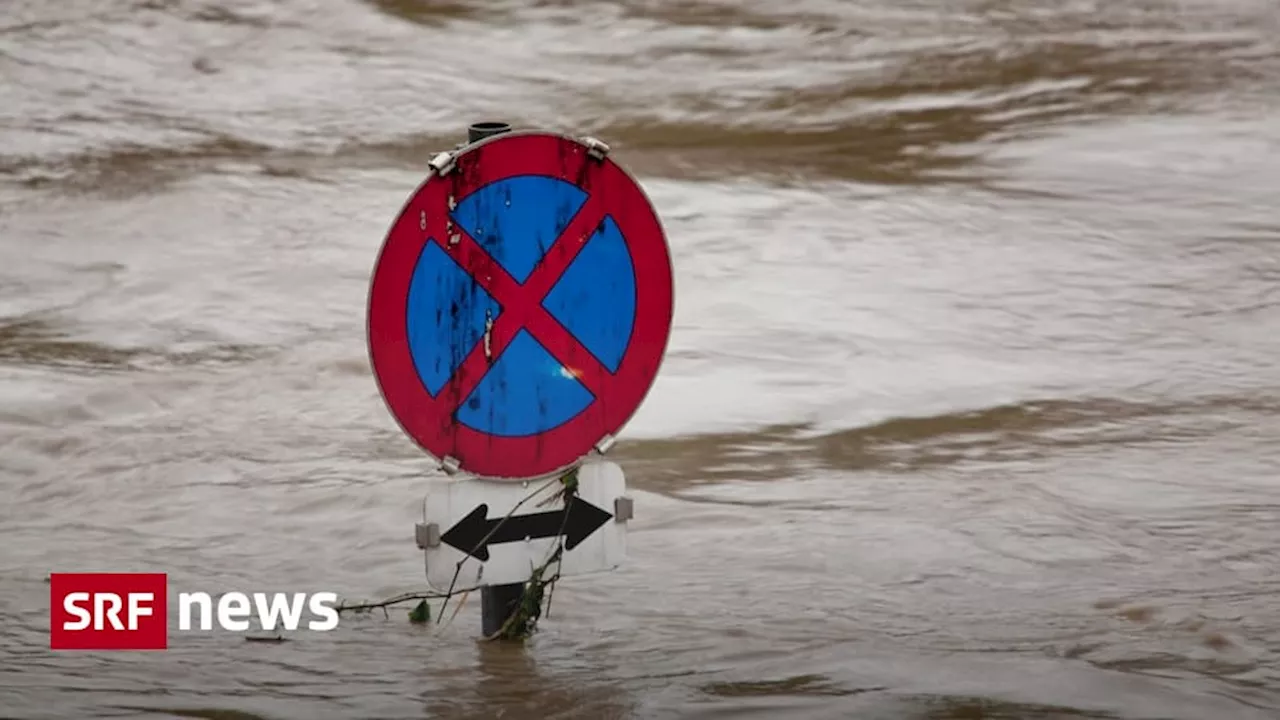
[418,460,629,592]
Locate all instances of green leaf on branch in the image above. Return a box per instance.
[408,599,431,624]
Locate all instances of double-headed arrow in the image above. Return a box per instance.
[441,498,613,561]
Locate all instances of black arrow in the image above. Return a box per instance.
[441,498,613,561]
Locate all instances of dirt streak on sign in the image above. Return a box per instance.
[367,132,675,481]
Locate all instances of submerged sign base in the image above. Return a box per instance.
[416,460,631,592]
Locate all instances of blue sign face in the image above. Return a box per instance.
[404,174,638,437]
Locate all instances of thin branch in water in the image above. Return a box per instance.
[437,475,560,624]
[336,592,448,615]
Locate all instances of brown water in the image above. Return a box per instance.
[3,0,1280,718]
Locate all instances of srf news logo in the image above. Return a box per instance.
[50,573,339,650]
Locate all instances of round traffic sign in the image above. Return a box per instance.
[367,131,674,481]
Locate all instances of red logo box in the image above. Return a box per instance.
[50,573,168,650]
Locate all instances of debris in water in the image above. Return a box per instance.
[408,600,431,624]
[245,634,286,643]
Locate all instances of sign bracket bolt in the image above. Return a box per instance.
[581,136,610,161]
[594,434,616,455]
[441,456,461,475]
[428,151,456,176]
[613,496,634,523]
[415,522,441,549]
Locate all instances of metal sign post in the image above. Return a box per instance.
[367,120,674,637]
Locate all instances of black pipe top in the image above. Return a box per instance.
[468,121,511,143]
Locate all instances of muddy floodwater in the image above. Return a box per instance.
[3,0,1280,718]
